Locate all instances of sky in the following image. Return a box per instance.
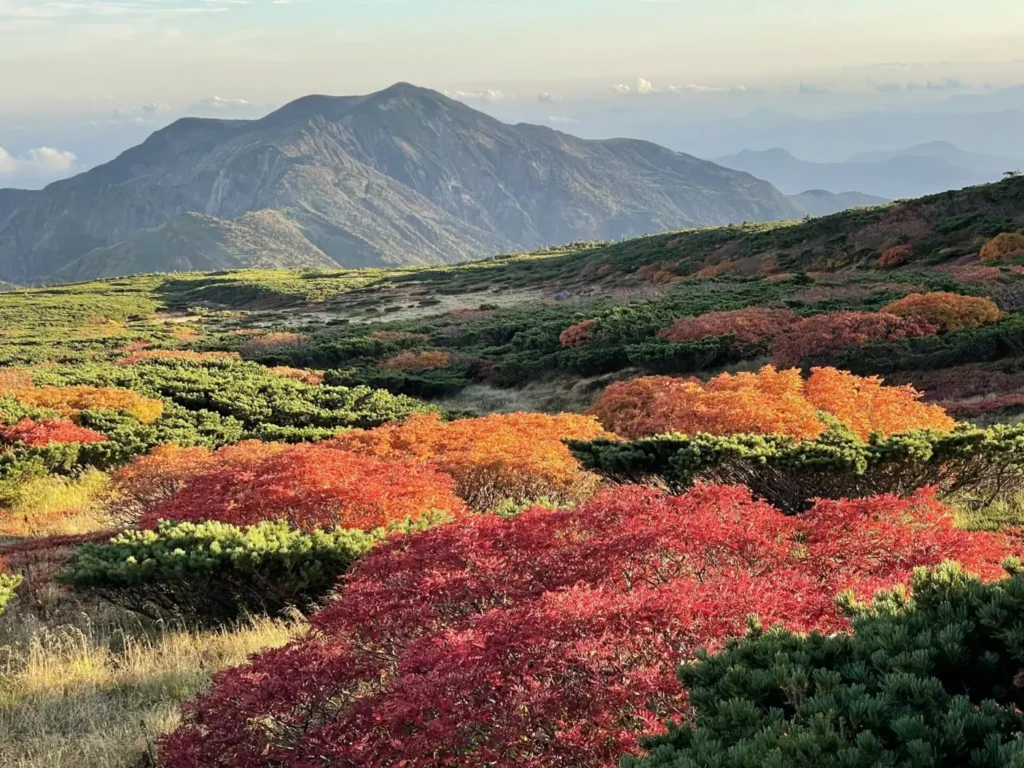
[2,0,1024,187]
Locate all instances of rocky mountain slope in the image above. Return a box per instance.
[0,84,803,284]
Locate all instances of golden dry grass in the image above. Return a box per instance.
[0,470,113,538]
[0,611,302,768]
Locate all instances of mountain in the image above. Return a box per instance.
[714,147,994,199]
[788,189,889,217]
[846,141,1020,176]
[0,83,803,284]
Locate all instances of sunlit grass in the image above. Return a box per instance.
[0,470,113,538]
[0,611,302,768]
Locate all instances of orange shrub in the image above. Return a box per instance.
[333,412,608,510]
[804,367,955,440]
[690,261,736,279]
[139,441,465,532]
[881,292,1002,332]
[0,368,33,390]
[980,232,1024,262]
[590,366,955,441]
[8,386,163,424]
[240,332,309,357]
[658,308,798,345]
[381,350,453,371]
[0,418,107,447]
[559,319,597,349]
[877,245,914,268]
[591,367,825,440]
[118,350,242,366]
[268,366,325,385]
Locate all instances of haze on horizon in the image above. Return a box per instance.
[2,0,1024,188]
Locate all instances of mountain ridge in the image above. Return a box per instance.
[0,83,805,284]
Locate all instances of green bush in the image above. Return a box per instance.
[0,572,22,617]
[61,519,387,624]
[625,562,1024,768]
[569,425,1024,513]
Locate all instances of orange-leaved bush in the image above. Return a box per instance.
[559,319,598,348]
[380,350,453,371]
[332,412,608,510]
[980,232,1024,262]
[771,311,937,368]
[240,332,309,358]
[658,307,797,346]
[590,367,825,440]
[881,291,1002,332]
[877,244,914,268]
[590,366,955,441]
[267,366,325,385]
[118,350,241,366]
[138,440,465,532]
[803,367,955,440]
[5,386,163,424]
[160,486,1009,768]
[0,418,108,447]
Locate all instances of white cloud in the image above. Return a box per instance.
[537,91,561,103]
[191,95,252,110]
[0,145,77,179]
[444,89,506,103]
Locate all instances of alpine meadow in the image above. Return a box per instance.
[3,10,1024,765]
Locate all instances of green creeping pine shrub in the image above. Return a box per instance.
[61,515,450,624]
[569,425,1024,513]
[624,562,1024,768]
[0,573,22,617]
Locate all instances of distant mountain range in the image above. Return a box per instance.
[715,141,1017,200]
[0,83,818,284]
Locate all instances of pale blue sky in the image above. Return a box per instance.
[2,0,1024,187]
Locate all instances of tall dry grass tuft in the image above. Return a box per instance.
[0,609,302,768]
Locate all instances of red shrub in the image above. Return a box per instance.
[559,318,597,348]
[658,307,797,345]
[160,485,1009,768]
[771,311,937,368]
[240,332,309,358]
[140,441,466,532]
[0,418,108,447]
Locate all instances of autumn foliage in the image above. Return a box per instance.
[239,332,309,357]
[881,291,1002,332]
[980,232,1024,262]
[802,367,955,439]
[267,366,325,385]
[658,307,798,345]
[590,366,954,441]
[160,485,1010,768]
[137,440,465,532]
[559,319,597,348]
[380,349,453,371]
[332,412,607,509]
[5,385,164,424]
[771,311,937,368]
[877,244,914,268]
[0,417,108,447]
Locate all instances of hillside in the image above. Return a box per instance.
[788,189,889,217]
[0,83,803,285]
